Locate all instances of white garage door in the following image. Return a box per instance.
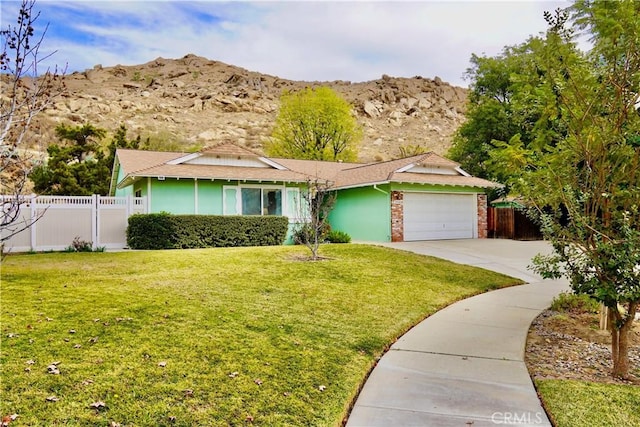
[404,192,476,241]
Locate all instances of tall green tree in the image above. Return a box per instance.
[105,124,141,171]
[265,87,361,162]
[448,34,576,185]
[30,123,139,196]
[30,123,107,195]
[502,0,640,379]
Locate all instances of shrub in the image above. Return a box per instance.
[292,223,331,245]
[550,292,600,314]
[127,212,176,250]
[127,214,289,250]
[326,230,351,243]
[65,236,94,252]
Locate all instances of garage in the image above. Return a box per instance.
[403,192,477,241]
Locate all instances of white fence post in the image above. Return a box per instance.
[30,194,37,251]
[92,194,99,250]
[127,195,133,217]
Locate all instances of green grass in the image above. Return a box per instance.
[0,244,519,426]
[536,380,640,427]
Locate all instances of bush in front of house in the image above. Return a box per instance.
[325,230,351,243]
[127,214,289,249]
[127,212,177,249]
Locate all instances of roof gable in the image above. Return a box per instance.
[201,142,260,157]
[395,152,464,176]
[167,142,287,170]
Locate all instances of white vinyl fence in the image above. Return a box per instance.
[1,195,147,252]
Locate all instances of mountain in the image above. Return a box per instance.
[43,54,467,162]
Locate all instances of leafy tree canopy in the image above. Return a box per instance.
[448,33,576,185]
[30,123,139,196]
[265,87,361,162]
[494,0,640,379]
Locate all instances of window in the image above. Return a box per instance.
[135,189,142,198]
[262,189,282,215]
[224,186,283,216]
[242,188,262,215]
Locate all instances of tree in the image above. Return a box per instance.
[104,124,141,172]
[448,35,574,186]
[0,0,64,245]
[30,123,140,196]
[265,87,361,162]
[501,1,640,379]
[293,179,336,260]
[30,123,108,195]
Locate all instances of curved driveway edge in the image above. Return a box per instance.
[347,240,569,427]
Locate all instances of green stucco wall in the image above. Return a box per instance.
[133,181,147,199]
[150,179,195,214]
[197,181,223,215]
[329,185,391,242]
[113,167,133,197]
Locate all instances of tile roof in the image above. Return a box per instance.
[271,158,358,182]
[414,152,460,168]
[116,149,183,174]
[115,145,500,190]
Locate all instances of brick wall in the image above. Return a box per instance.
[477,193,488,239]
[391,191,404,242]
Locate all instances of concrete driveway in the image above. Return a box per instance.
[346,239,569,427]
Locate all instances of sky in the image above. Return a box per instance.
[1,0,572,87]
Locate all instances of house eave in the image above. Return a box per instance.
[455,166,472,177]
[332,181,390,191]
[109,157,121,196]
[117,173,309,189]
[166,153,200,165]
[389,179,502,190]
[258,157,288,170]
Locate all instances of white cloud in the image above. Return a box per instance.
[2,0,571,87]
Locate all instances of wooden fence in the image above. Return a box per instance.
[488,207,542,240]
[1,195,147,252]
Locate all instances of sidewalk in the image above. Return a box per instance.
[347,240,569,427]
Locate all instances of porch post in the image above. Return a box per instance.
[194,178,199,214]
[147,177,152,213]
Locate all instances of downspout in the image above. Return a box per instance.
[373,184,388,194]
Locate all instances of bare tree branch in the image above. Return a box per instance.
[0,0,65,252]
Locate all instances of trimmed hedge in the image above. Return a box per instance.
[127,213,289,249]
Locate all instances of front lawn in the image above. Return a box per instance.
[536,380,640,427]
[0,244,518,426]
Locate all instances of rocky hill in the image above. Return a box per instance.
[42,54,467,162]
